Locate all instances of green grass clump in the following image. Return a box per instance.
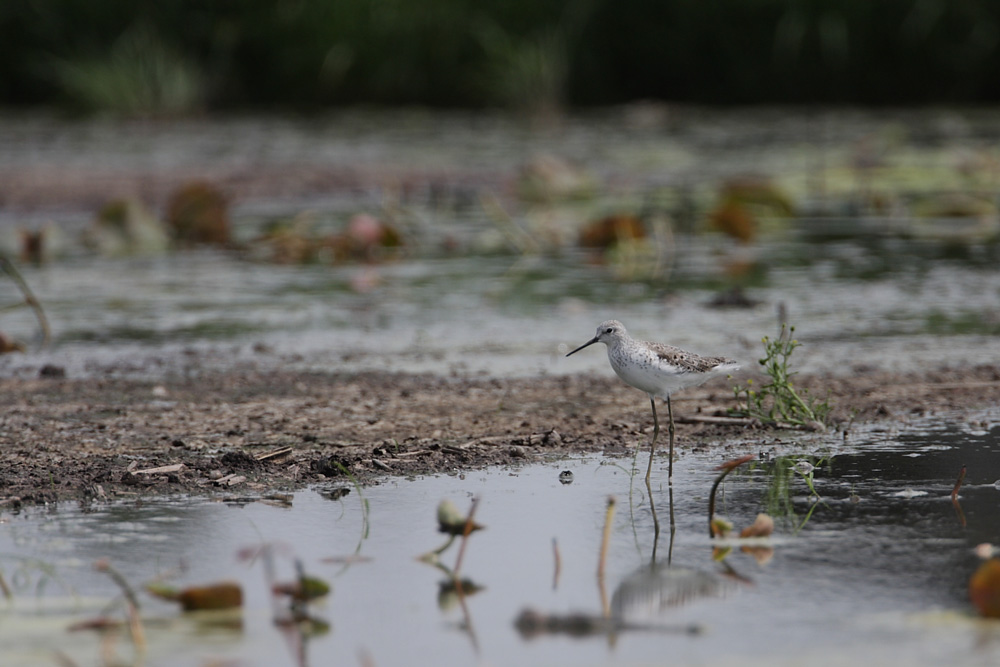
[475,24,568,117]
[50,22,203,115]
[733,324,832,428]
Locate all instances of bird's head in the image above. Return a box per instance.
[566,320,627,356]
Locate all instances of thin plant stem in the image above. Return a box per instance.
[597,495,616,580]
[708,455,754,538]
[552,538,561,591]
[453,496,481,578]
[0,254,51,347]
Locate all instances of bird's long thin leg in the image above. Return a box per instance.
[667,396,675,481]
[645,395,659,486]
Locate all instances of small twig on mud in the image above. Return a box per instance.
[674,415,755,426]
[708,455,755,538]
[255,446,294,461]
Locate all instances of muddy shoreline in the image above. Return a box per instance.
[2,364,999,507]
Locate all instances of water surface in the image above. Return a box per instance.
[2,413,999,666]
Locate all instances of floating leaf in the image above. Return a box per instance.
[273,576,331,602]
[145,582,181,602]
[710,517,734,538]
[437,499,484,536]
[172,582,243,611]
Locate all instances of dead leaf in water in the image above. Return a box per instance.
[148,581,243,611]
[739,514,775,538]
[970,559,1000,618]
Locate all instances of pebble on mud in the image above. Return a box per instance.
[39,364,66,378]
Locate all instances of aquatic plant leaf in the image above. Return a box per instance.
[85,198,170,256]
[711,517,734,538]
[166,181,230,246]
[273,576,331,602]
[436,499,484,536]
[145,582,181,602]
[969,559,1000,618]
[711,546,733,561]
[175,582,243,611]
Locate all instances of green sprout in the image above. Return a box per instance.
[732,324,832,428]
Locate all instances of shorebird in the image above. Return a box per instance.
[567,320,739,484]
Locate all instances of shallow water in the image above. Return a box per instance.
[2,108,1000,380]
[0,236,999,381]
[2,413,999,666]
[3,107,1000,666]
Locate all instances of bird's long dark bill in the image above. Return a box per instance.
[566,337,599,357]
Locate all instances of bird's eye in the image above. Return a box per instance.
[605,328,613,334]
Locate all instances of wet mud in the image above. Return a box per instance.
[2,364,999,506]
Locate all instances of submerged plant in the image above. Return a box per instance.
[732,324,832,428]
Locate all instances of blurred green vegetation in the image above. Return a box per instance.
[1,0,999,114]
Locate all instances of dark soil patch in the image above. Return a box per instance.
[2,366,999,506]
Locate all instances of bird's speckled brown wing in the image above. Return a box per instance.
[644,341,737,373]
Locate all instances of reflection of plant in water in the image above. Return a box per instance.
[708,455,755,539]
[0,553,73,600]
[761,456,830,531]
[732,324,832,428]
[418,497,485,654]
[423,498,485,558]
[328,461,371,572]
[234,543,332,665]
